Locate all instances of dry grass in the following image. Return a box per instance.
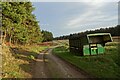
[2,44,48,78]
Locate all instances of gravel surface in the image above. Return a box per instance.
[32,48,89,78]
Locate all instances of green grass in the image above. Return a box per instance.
[2,44,49,78]
[20,45,49,59]
[52,42,120,78]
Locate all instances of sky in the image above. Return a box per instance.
[32,1,118,37]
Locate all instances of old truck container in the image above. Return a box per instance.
[69,33,112,56]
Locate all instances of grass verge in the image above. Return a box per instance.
[52,42,120,78]
[2,44,48,78]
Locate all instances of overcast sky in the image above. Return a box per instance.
[32,1,118,37]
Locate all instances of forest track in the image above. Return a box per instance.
[32,48,91,79]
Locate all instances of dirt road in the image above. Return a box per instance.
[32,48,89,78]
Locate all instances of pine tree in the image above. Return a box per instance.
[2,2,43,45]
[42,30,53,42]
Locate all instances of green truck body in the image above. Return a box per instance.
[69,33,112,56]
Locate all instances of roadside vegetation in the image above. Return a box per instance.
[2,44,48,78]
[42,30,53,42]
[1,2,53,78]
[52,41,120,78]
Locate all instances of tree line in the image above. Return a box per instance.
[1,2,53,45]
[54,25,120,40]
[42,30,53,42]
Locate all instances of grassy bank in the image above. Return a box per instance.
[2,44,48,78]
[52,42,120,78]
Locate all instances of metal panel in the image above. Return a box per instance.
[69,33,112,56]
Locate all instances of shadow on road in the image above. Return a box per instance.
[9,47,90,78]
[9,47,38,77]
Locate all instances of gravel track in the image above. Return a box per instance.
[32,48,90,79]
